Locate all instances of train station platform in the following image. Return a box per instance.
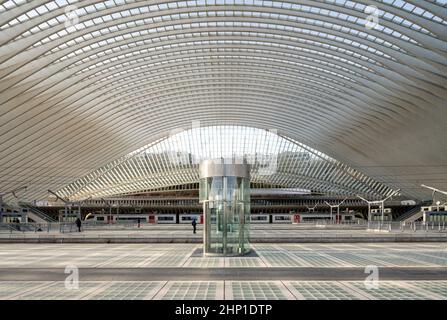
[1,224,447,243]
[1,243,447,300]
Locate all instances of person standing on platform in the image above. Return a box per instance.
[137,218,141,228]
[75,217,82,232]
[192,218,197,234]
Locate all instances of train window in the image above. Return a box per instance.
[158,216,174,221]
[275,216,291,220]
[251,216,267,221]
[97,217,104,221]
[182,216,197,221]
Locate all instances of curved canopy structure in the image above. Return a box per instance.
[56,125,397,200]
[0,1,446,202]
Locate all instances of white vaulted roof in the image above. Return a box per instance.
[0,0,446,202]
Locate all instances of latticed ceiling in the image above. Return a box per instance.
[56,126,397,200]
[0,0,446,202]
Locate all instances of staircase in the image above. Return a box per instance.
[397,201,430,223]
[18,202,56,223]
[402,210,424,223]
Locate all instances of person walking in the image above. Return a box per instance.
[192,218,197,234]
[75,217,82,232]
[137,218,141,228]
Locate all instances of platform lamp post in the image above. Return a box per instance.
[74,196,92,221]
[101,198,113,224]
[116,200,120,223]
[421,185,447,230]
[356,189,401,226]
[305,204,318,224]
[324,198,347,224]
[421,185,447,206]
[305,204,318,213]
[48,190,73,222]
[0,186,27,222]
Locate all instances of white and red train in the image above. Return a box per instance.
[85,212,357,224]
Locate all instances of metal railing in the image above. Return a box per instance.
[306,219,367,226]
[0,221,145,234]
[81,221,137,231]
[3,220,445,235]
[367,221,447,232]
[0,222,62,233]
[0,223,19,233]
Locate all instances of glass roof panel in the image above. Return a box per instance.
[56,125,397,200]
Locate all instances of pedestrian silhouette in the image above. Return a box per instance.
[192,218,197,234]
[75,217,82,232]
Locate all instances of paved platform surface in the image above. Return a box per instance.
[3,267,447,281]
[1,280,447,300]
[2,243,447,300]
[2,243,447,268]
[1,225,446,243]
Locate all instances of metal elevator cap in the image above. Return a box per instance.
[199,159,250,179]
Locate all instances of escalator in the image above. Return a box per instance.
[397,201,431,222]
[18,202,56,223]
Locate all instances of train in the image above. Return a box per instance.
[0,206,28,223]
[249,214,296,224]
[58,209,80,222]
[370,208,392,221]
[84,213,203,224]
[84,212,357,224]
[422,206,447,223]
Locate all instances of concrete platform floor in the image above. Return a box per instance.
[1,225,446,243]
[2,243,447,268]
[2,280,447,300]
[2,243,447,300]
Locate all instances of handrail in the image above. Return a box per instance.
[0,223,18,233]
[18,202,57,222]
[368,220,447,232]
[397,205,422,222]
